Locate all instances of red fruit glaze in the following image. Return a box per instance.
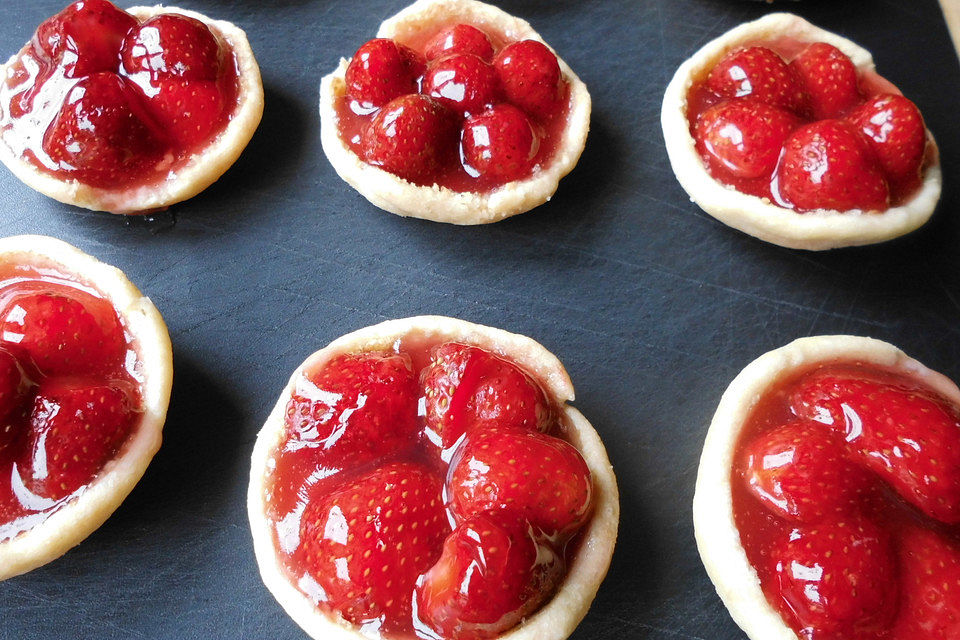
[121,14,222,82]
[425,24,495,62]
[706,46,805,113]
[892,527,960,639]
[694,100,799,180]
[345,39,425,109]
[775,120,889,212]
[495,40,564,120]
[461,104,539,181]
[416,511,564,640]
[34,0,137,78]
[0,348,28,426]
[791,42,861,120]
[847,94,926,194]
[424,54,500,116]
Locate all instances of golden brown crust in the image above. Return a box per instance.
[319,0,591,225]
[0,5,264,215]
[248,316,619,640]
[0,235,173,580]
[661,13,942,250]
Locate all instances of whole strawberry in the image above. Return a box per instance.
[424,53,500,116]
[461,104,539,181]
[34,0,137,78]
[146,78,224,147]
[694,99,799,179]
[847,93,926,188]
[425,24,495,62]
[706,46,804,113]
[121,14,222,82]
[790,42,861,119]
[345,38,425,108]
[495,40,564,120]
[892,527,960,639]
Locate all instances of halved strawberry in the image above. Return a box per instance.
[461,104,539,181]
[417,511,564,640]
[847,93,926,187]
[775,119,889,212]
[425,24,495,62]
[790,42,861,120]
[345,38,425,108]
[740,421,875,522]
[706,46,804,113]
[448,427,592,536]
[34,0,137,78]
[494,40,564,120]
[298,461,447,632]
[424,53,500,116]
[694,99,799,179]
[0,287,126,377]
[20,378,138,500]
[121,13,222,82]
[145,78,224,147]
[769,518,897,639]
[791,372,960,524]
[891,527,960,639]
[284,352,419,470]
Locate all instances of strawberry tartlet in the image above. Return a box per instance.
[0,235,172,579]
[248,316,618,640]
[696,335,960,639]
[320,0,591,225]
[662,13,941,250]
[0,1,264,214]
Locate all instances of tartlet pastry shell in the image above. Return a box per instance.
[693,335,960,639]
[0,5,264,215]
[248,315,619,640]
[0,235,173,580]
[319,0,592,225]
[661,13,942,250]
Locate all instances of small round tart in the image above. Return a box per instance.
[319,0,591,225]
[0,235,172,579]
[0,1,264,215]
[662,13,942,250]
[695,335,960,639]
[248,316,618,640]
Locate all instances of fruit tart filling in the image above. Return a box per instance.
[0,257,143,541]
[687,39,934,213]
[336,21,572,192]
[733,361,960,639]
[0,0,240,191]
[263,339,594,639]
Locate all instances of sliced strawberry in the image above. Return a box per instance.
[298,461,447,632]
[694,99,799,180]
[20,378,138,500]
[741,421,875,522]
[360,94,458,183]
[33,0,137,78]
[448,427,592,536]
[847,94,926,187]
[420,343,551,449]
[284,352,419,470]
[791,372,960,524]
[416,511,564,640]
[424,53,500,116]
[776,119,889,212]
[769,518,897,639]
[145,78,224,147]
[494,40,564,120]
[706,46,804,113]
[461,104,539,181]
[0,287,126,378]
[891,527,960,639]
[121,14,222,82]
[425,24,495,62]
[345,38,425,108]
[790,42,861,120]
[42,72,167,187]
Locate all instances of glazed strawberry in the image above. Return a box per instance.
[495,40,564,120]
[776,120,889,212]
[740,421,874,522]
[461,104,539,181]
[420,343,550,449]
[425,24,495,62]
[146,78,224,147]
[298,461,447,631]
[0,348,27,425]
[34,0,136,78]
[284,352,419,469]
[705,46,804,113]
[345,39,425,109]
[848,94,926,186]
[769,518,897,639]
[791,373,960,524]
[121,14,222,82]
[361,94,458,182]
[42,73,167,187]
[694,100,799,179]
[448,427,592,536]
[424,53,500,116]
[892,528,960,639]
[20,379,137,500]
[0,287,126,377]
[417,511,564,640]
[790,43,861,120]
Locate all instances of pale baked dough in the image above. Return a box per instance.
[0,235,173,580]
[319,0,592,225]
[693,335,960,640]
[248,316,619,640]
[0,6,264,215]
[661,13,942,250]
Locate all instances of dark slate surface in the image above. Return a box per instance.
[0,0,958,638]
